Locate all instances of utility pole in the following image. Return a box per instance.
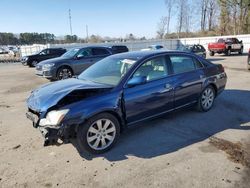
[86,25,89,43]
[69,9,73,35]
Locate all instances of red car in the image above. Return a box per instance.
[208,38,243,56]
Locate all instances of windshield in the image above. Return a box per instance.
[62,48,80,58]
[78,56,137,86]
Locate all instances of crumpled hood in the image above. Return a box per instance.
[27,78,111,112]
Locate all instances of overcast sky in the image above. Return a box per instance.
[0,0,180,38]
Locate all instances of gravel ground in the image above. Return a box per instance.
[0,53,250,188]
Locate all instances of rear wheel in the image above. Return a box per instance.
[77,113,120,154]
[239,47,243,55]
[209,51,214,56]
[197,86,215,112]
[227,48,231,56]
[56,67,73,80]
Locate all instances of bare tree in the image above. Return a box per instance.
[165,0,176,34]
[207,0,217,31]
[156,16,168,39]
[176,0,186,36]
[201,0,209,31]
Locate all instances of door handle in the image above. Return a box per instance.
[158,84,173,94]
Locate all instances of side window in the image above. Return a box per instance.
[92,48,110,56]
[78,48,92,57]
[193,57,204,69]
[199,45,205,51]
[40,49,48,55]
[192,45,198,52]
[133,56,168,82]
[170,55,197,74]
[235,38,240,43]
[49,49,56,54]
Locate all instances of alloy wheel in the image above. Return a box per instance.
[201,87,215,110]
[58,68,72,80]
[86,119,116,151]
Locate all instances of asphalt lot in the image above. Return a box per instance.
[0,53,250,188]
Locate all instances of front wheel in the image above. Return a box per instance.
[77,113,120,154]
[56,67,73,80]
[197,86,215,112]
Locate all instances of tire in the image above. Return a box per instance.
[56,67,73,80]
[77,113,120,154]
[30,60,38,67]
[239,47,243,55]
[226,48,231,56]
[209,51,214,56]
[197,86,215,112]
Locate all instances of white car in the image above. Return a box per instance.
[141,45,164,51]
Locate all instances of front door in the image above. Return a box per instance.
[123,56,175,125]
[73,48,94,75]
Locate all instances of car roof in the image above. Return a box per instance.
[110,50,194,60]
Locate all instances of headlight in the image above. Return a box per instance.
[39,109,69,127]
[43,63,55,70]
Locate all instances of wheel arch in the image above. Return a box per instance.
[57,65,74,76]
[77,110,126,134]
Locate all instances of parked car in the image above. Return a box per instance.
[35,45,128,81]
[247,48,250,70]
[208,38,243,56]
[26,50,227,154]
[177,44,206,58]
[21,48,66,67]
[141,45,164,51]
[0,47,8,54]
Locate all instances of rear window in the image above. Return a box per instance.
[111,46,129,54]
[92,48,110,56]
[170,55,203,74]
[218,39,225,43]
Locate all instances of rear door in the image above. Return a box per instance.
[123,55,175,124]
[91,47,111,62]
[168,54,204,108]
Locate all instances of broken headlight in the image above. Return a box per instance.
[39,109,69,127]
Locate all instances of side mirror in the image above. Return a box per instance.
[127,76,146,88]
[240,40,243,43]
[76,54,84,60]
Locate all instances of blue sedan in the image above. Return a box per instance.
[26,50,227,154]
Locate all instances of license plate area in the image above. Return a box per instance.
[36,70,43,75]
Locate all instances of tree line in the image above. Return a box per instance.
[157,0,250,39]
[0,32,82,45]
[0,32,146,45]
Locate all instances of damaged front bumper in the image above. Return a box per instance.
[26,110,75,146]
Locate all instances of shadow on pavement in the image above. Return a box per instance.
[71,89,250,161]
